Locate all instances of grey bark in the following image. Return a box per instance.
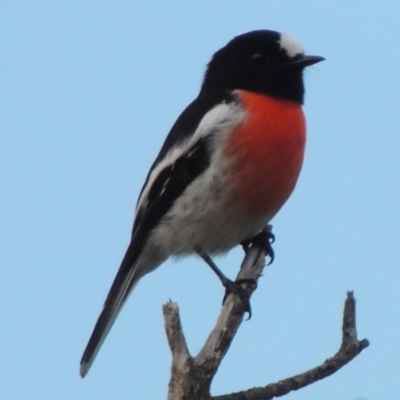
[163,232,369,400]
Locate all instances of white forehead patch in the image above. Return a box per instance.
[279,34,304,58]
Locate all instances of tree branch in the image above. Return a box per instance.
[164,227,270,400]
[163,227,369,400]
[213,292,369,400]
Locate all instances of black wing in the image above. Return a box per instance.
[135,90,234,213]
[80,90,234,377]
[105,91,235,307]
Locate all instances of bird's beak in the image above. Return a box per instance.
[287,54,325,68]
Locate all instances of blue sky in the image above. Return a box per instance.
[1,2,399,399]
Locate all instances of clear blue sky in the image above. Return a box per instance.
[1,2,399,399]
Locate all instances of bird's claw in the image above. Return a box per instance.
[241,227,275,265]
[222,278,257,319]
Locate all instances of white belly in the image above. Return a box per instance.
[148,161,268,256]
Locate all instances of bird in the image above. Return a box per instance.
[80,29,324,377]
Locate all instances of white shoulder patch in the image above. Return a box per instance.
[279,33,304,58]
[136,98,245,213]
[193,100,244,142]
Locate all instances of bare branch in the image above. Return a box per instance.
[163,224,369,400]
[163,302,191,361]
[164,227,271,400]
[163,302,197,400]
[213,292,369,400]
[194,242,268,377]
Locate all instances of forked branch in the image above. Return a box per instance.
[163,231,368,400]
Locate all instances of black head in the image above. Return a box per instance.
[201,30,324,104]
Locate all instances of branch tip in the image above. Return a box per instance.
[214,292,369,400]
[359,338,370,349]
[163,300,190,359]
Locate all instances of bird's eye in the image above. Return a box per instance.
[252,54,268,66]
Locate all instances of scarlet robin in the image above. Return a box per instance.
[80,29,324,377]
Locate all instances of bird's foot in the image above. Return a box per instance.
[222,278,257,319]
[195,246,256,319]
[241,226,275,265]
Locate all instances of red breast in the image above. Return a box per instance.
[224,90,306,219]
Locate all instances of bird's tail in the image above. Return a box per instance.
[80,241,148,378]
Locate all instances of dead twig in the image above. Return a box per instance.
[213,292,369,400]
[163,227,368,400]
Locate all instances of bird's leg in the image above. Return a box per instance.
[195,246,255,317]
[241,225,275,265]
[195,246,231,287]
